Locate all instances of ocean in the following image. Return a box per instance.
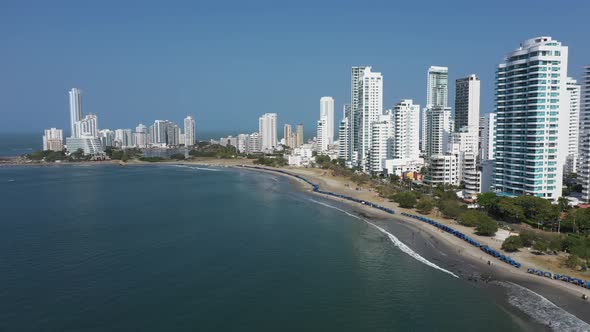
[0,164,537,331]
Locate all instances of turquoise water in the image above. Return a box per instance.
[0,165,526,331]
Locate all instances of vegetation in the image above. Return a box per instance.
[476,193,560,230]
[169,153,186,160]
[253,156,287,167]
[416,196,434,214]
[189,143,237,158]
[138,156,166,162]
[502,236,524,252]
[458,210,491,227]
[475,218,498,236]
[438,199,465,219]
[393,192,417,209]
[26,150,68,162]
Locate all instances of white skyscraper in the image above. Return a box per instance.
[565,78,581,174]
[69,88,82,138]
[425,106,452,157]
[480,113,496,161]
[258,113,277,152]
[422,66,449,154]
[184,116,196,147]
[391,99,420,160]
[455,75,481,132]
[320,96,335,144]
[98,129,115,148]
[316,116,329,152]
[135,124,148,148]
[348,66,383,170]
[494,37,569,200]
[579,66,590,201]
[75,114,98,138]
[368,113,394,173]
[43,128,64,151]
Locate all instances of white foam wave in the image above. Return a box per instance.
[500,281,590,331]
[308,198,459,279]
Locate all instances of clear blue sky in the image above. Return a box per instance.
[1,0,588,135]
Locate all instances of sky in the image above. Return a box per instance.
[0,0,589,136]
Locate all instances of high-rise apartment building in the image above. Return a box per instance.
[425,106,452,157]
[455,75,481,132]
[422,66,449,154]
[316,116,329,152]
[579,66,590,201]
[135,124,148,148]
[391,99,420,160]
[493,37,569,200]
[565,78,581,174]
[480,113,496,161]
[69,88,82,138]
[43,128,64,151]
[295,124,304,147]
[258,113,277,152]
[368,113,394,173]
[184,116,196,147]
[320,96,335,144]
[75,114,98,138]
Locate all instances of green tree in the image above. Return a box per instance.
[475,218,498,236]
[502,236,524,252]
[438,200,464,219]
[394,192,417,209]
[170,153,186,160]
[458,210,493,227]
[532,240,548,254]
[557,197,570,212]
[565,254,581,269]
[476,192,498,211]
[416,196,434,214]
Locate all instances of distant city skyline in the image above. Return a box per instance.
[0,1,588,133]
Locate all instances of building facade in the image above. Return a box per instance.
[579,66,590,201]
[259,113,277,152]
[320,96,335,144]
[184,116,196,147]
[69,88,82,138]
[493,37,569,200]
[43,128,64,151]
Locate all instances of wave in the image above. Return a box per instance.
[308,198,459,279]
[500,281,590,331]
[168,164,221,172]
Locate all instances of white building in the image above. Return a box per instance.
[421,66,449,154]
[184,116,196,147]
[494,37,569,200]
[455,75,481,132]
[565,78,581,175]
[43,128,64,151]
[247,132,262,154]
[69,88,82,138]
[75,114,98,138]
[392,99,420,160]
[295,124,304,148]
[425,154,459,186]
[115,129,134,148]
[425,106,452,157]
[320,96,335,144]
[316,116,329,152]
[579,66,590,202]
[479,113,496,160]
[135,124,148,148]
[287,144,314,167]
[259,113,277,152]
[338,116,349,161]
[66,137,103,155]
[383,158,425,176]
[98,129,115,148]
[368,113,394,173]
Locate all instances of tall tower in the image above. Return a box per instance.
[579,66,590,201]
[69,88,82,138]
[454,75,481,132]
[184,116,196,147]
[258,113,277,152]
[295,124,304,147]
[320,96,335,144]
[493,37,569,200]
[349,66,382,170]
[564,78,581,175]
[392,99,420,160]
[422,66,449,154]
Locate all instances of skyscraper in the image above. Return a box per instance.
[480,113,496,161]
[258,113,277,152]
[295,124,304,147]
[283,124,294,147]
[493,37,569,200]
[69,88,82,138]
[184,116,196,147]
[579,66,590,201]
[75,114,98,138]
[135,124,148,148]
[422,66,449,154]
[565,78,581,175]
[425,106,452,157]
[43,128,64,151]
[368,113,394,173]
[348,66,383,170]
[391,99,420,160]
[316,116,328,152]
[320,96,335,144]
[454,75,481,132]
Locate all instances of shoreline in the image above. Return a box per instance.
[236,165,590,329]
